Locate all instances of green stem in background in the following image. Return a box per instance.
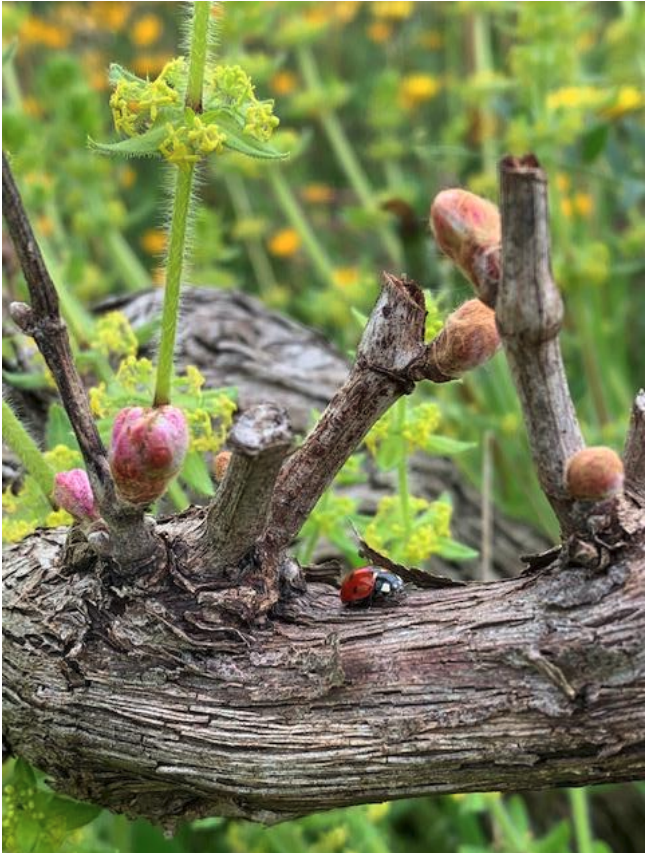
[296,45,403,269]
[577,296,610,429]
[166,478,190,511]
[154,1,211,406]
[153,164,194,406]
[396,398,411,544]
[2,400,55,504]
[104,229,151,292]
[38,237,94,347]
[569,788,595,853]
[298,489,331,566]
[224,172,278,294]
[487,795,533,853]
[186,1,211,110]
[267,167,337,289]
[472,13,497,177]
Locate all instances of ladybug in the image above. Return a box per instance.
[340,566,404,607]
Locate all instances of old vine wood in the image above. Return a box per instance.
[3,154,645,829]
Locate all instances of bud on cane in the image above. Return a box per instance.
[430,299,500,380]
[213,450,232,482]
[109,405,189,505]
[430,189,501,306]
[52,469,98,521]
[565,447,624,501]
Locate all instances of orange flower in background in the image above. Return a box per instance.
[602,85,645,119]
[270,70,298,97]
[333,267,360,288]
[19,16,71,49]
[302,183,334,204]
[371,1,413,19]
[367,21,392,43]
[331,1,362,24]
[268,228,301,258]
[131,13,162,48]
[573,192,594,219]
[141,229,167,256]
[132,53,173,78]
[119,166,137,190]
[88,1,132,31]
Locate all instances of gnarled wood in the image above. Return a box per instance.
[3,508,644,829]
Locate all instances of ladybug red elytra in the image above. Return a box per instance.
[340,566,404,606]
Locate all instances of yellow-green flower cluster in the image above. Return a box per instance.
[364,494,453,565]
[186,393,236,454]
[365,402,441,457]
[159,118,227,165]
[110,58,185,136]
[96,311,138,358]
[211,64,255,105]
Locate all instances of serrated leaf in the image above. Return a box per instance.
[180,450,215,496]
[89,125,167,159]
[212,114,288,160]
[423,435,476,455]
[435,537,478,561]
[108,63,147,87]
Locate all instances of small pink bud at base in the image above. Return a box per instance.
[213,450,232,482]
[52,469,98,521]
[109,405,189,505]
[430,189,501,304]
[431,299,501,379]
[565,447,625,501]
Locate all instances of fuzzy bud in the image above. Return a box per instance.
[109,405,189,505]
[565,447,625,501]
[431,299,501,379]
[430,189,501,305]
[213,450,232,482]
[52,469,98,521]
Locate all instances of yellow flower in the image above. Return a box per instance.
[367,21,392,43]
[36,215,54,238]
[555,173,571,194]
[131,13,162,47]
[96,311,138,358]
[560,197,573,219]
[2,519,37,544]
[270,70,298,97]
[302,183,334,204]
[141,229,167,256]
[603,85,645,119]
[333,267,360,288]
[119,166,137,189]
[268,227,301,257]
[399,74,441,109]
[89,384,107,419]
[44,445,82,472]
[23,97,43,118]
[546,85,606,112]
[573,192,594,219]
[371,1,414,19]
[88,1,132,31]
[331,2,361,24]
[45,509,73,528]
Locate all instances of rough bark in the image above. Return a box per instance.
[4,153,644,831]
[3,503,644,829]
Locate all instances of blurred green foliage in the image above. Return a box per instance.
[3,2,644,852]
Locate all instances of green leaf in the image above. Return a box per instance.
[210,113,288,160]
[581,123,609,163]
[374,435,406,471]
[423,435,476,456]
[43,795,102,832]
[535,821,572,853]
[108,63,147,87]
[180,451,215,496]
[350,307,368,328]
[46,404,78,452]
[2,370,51,391]
[89,125,168,159]
[435,537,479,561]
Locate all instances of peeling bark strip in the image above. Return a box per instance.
[624,390,645,506]
[3,522,644,828]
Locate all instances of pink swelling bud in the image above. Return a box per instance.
[52,469,98,521]
[109,405,189,505]
[430,189,501,306]
[431,299,500,379]
[565,447,625,501]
